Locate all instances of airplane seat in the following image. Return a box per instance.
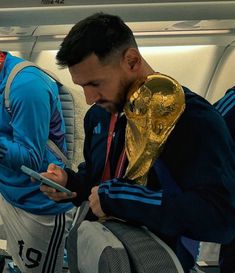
[206,44,235,104]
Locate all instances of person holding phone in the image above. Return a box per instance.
[0,51,75,273]
[21,165,72,196]
[39,13,235,272]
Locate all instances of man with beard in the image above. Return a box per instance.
[40,13,235,273]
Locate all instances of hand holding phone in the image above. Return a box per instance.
[21,165,72,197]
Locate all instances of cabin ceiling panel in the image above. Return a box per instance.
[1,1,235,28]
[0,37,36,51]
[0,1,235,47]
[0,0,231,8]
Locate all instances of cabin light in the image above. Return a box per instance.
[49,30,231,39]
[139,45,210,55]
[133,29,230,36]
[0,37,20,41]
[53,35,66,39]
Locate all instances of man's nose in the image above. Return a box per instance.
[83,88,100,105]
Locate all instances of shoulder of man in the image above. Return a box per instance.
[214,86,235,115]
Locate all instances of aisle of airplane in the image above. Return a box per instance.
[1,1,235,273]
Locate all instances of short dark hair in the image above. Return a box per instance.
[56,13,137,68]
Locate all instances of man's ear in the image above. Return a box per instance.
[123,48,141,72]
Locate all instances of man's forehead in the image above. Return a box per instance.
[70,69,104,86]
[69,59,112,85]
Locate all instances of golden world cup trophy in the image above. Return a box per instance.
[124,73,185,185]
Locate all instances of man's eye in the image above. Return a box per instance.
[91,83,99,87]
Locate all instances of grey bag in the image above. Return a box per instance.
[104,221,184,273]
[66,202,184,273]
[67,202,131,273]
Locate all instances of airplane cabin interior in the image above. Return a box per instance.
[1,1,235,273]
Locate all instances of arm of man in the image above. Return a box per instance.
[40,105,108,206]
[214,87,235,141]
[0,70,52,171]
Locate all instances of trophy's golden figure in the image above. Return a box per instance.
[124,73,185,185]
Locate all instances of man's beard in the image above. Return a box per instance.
[97,79,133,113]
[97,100,124,114]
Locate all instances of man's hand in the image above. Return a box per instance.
[39,163,77,201]
[88,186,106,217]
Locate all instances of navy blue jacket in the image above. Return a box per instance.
[66,87,235,270]
[214,87,235,273]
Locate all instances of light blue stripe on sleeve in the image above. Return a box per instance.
[221,100,235,116]
[101,183,163,198]
[99,187,162,205]
[215,90,234,112]
[218,95,235,114]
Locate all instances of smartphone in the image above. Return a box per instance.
[21,165,72,196]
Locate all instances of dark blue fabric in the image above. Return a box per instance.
[67,89,235,273]
[214,88,235,273]
[154,159,200,269]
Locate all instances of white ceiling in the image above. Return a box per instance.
[0,0,230,8]
[1,3,235,23]
[1,0,235,50]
